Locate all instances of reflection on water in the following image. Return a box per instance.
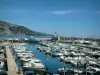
[26,43,72,74]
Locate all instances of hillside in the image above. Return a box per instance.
[0,21,49,36]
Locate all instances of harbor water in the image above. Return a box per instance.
[26,43,72,74]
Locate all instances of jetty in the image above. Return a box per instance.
[35,38,52,41]
[5,45,23,75]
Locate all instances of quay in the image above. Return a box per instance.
[35,38,52,41]
[5,45,23,75]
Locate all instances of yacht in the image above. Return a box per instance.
[29,59,45,69]
[23,59,45,71]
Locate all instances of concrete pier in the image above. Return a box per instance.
[35,38,52,41]
[5,45,23,75]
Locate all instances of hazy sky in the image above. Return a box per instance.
[0,0,100,38]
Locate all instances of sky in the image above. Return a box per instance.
[0,0,100,38]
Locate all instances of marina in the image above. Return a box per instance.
[0,36,100,75]
[0,0,100,75]
[34,39,100,75]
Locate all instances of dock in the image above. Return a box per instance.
[35,38,52,41]
[5,45,23,75]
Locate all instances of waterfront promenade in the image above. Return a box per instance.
[5,45,23,75]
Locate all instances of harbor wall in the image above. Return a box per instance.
[35,38,52,41]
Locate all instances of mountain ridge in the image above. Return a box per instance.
[0,21,51,36]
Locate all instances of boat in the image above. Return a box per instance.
[37,47,41,50]
[23,59,46,71]
[55,53,63,57]
[70,56,86,66]
[24,71,35,75]
[50,52,58,57]
[45,50,50,55]
[0,54,5,61]
[24,38,40,43]
[58,67,83,74]
[17,52,34,58]
[87,66,100,72]
[0,70,7,75]
[58,67,67,72]
[29,59,45,69]
[0,61,4,70]
[72,69,83,74]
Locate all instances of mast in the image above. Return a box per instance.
[64,57,66,75]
